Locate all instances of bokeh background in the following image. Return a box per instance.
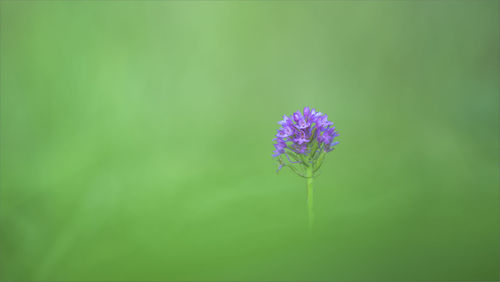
[1,1,499,281]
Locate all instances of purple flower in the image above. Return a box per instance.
[272,138,287,157]
[276,126,293,138]
[293,130,309,145]
[272,107,339,177]
[316,115,333,128]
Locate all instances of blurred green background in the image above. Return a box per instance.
[0,1,498,281]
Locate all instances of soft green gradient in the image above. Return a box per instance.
[1,1,498,281]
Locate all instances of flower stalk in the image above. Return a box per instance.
[306,167,314,230]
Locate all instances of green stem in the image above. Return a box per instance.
[306,166,314,230]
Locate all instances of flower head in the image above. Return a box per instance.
[273,107,339,177]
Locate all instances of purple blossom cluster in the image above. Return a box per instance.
[272,107,339,174]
